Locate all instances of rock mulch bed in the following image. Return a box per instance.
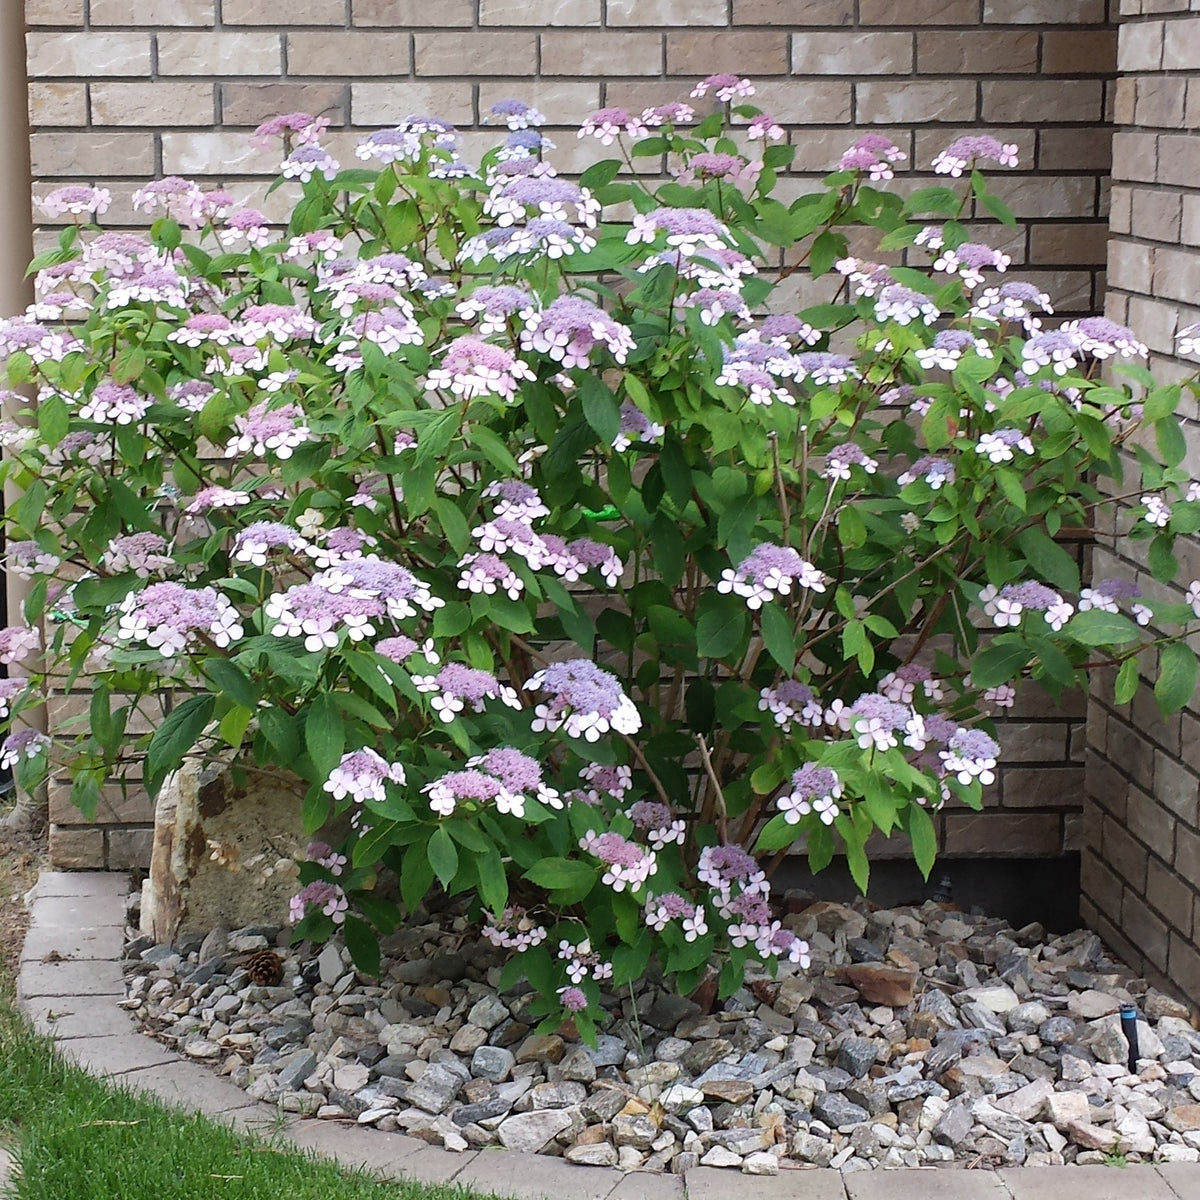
[120,897,1200,1175]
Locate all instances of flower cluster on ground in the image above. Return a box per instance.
[2,79,1199,1031]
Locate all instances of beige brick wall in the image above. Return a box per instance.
[1081,1,1200,996]
[21,0,1117,868]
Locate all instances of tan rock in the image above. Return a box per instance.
[700,1079,754,1104]
[843,963,918,1007]
[1166,1104,1200,1133]
[1066,1120,1120,1151]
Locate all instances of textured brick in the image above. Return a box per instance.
[27,31,151,77]
[48,826,105,870]
[89,0,214,22]
[352,0,474,23]
[478,81,600,126]
[983,0,1107,19]
[749,80,852,124]
[28,83,87,126]
[1042,30,1118,74]
[734,0,853,22]
[221,83,345,127]
[606,0,723,24]
[1124,889,1171,972]
[1162,21,1200,68]
[1081,846,1124,923]
[1106,813,1149,890]
[917,31,1038,74]
[1028,223,1109,266]
[1168,934,1200,1001]
[1002,767,1084,808]
[25,0,85,24]
[1121,20,1167,70]
[1114,76,1138,126]
[107,829,154,870]
[982,80,1105,124]
[1136,77,1188,128]
[943,813,1062,856]
[351,82,473,126]
[1108,240,1155,293]
[1112,131,1159,183]
[157,33,282,75]
[1126,787,1176,864]
[1039,127,1112,170]
[160,131,273,174]
[90,82,215,126]
[48,783,153,827]
[793,32,913,75]
[855,80,977,124]
[1148,856,1194,937]
[223,0,346,22]
[1153,245,1200,303]
[860,0,978,20]
[541,32,662,76]
[30,131,155,176]
[666,31,788,76]
[289,31,410,75]
[414,33,536,76]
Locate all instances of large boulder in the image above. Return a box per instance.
[140,760,313,942]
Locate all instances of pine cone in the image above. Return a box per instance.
[245,948,284,987]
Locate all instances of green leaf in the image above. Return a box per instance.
[1066,609,1140,647]
[907,803,938,881]
[352,819,400,869]
[204,658,258,710]
[760,602,795,673]
[579,374,620,445]
[258,706,299,763]
[523,857,596,903]
[343,914,381,977]
[1015,527,1080,594]
[219,704,254,748]
[477,846,508,913]
[467,424,521,476]
[696,592,749,660]
[146,695,214,794]
[427,825,459,888]
[305,694,345,780]
[1114,656,1139,706]
[1157,416,1187,467]
[400,839,434,912]
[1156,642,1198,714]
[70,773,101,822]
[970,640,1030,688]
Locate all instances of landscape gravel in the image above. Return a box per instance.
[119,897,1200,1175]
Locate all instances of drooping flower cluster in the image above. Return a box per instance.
[578,829,657,891]
[324,748,406,804]
[527,659,641,742]
[116,583,243,656]
[482,906,548,952]
[777,764,843,826]
[412,663,521,721]
[718,543,827,609]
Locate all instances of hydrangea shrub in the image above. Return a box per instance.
[3,79,1200,1029]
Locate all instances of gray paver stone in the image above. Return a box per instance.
[1000,1164,1177,1200]
[120,1061,260,1119]
[455,1150,619,1200]
[284,1122,426,1176]
[21,996,135,1040]
[845,1169,1009,1200]
[391,1145,479,1185]
[608,1172,683,1200]
[58,1034,178,1076]
[17,958,125,999]
[20,924,126,963]
[33,872,128,901]
[687,1165,848,1200]
[1156,1163,1200,1199]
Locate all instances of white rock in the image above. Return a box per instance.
[700,1146,743,1168]
[741,1152,779,1175]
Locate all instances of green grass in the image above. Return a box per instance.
[0,981,494,1200]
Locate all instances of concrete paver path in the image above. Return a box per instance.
[14,870,1200,1200]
